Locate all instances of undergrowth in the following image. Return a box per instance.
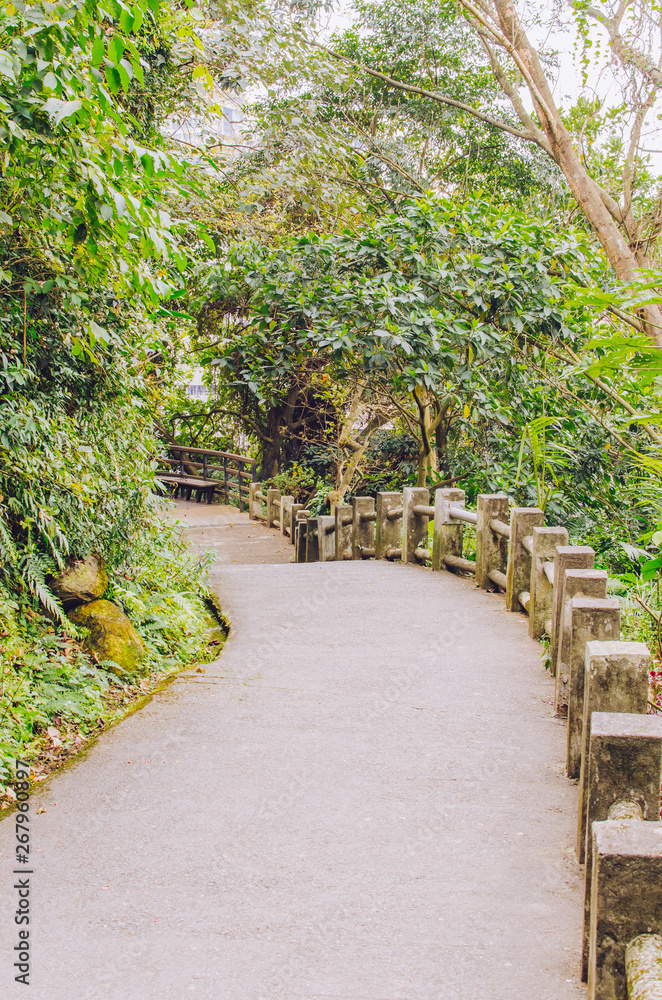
[0,518,221,806]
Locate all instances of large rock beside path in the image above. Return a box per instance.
[68,599,147,675]
[51,553,108,606]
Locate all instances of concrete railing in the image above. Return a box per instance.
[248,481,662,997]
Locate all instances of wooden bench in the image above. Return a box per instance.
[156,474,217,504]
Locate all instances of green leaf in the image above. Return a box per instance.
[119,7,134,32]
[108,35,124,65]
[105,65,121,94]
[642,555,662,582]
[131,57,144,85]
[91,35,105,66]
[132,5,144,31]
[117,61,131,91]
[199,230,216,253]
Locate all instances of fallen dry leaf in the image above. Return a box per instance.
[47,726,62,748]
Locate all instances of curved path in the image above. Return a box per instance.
[0,502,585,999]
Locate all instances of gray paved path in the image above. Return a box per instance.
[0,502,586,999]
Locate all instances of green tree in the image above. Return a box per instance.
[191,196,622,493]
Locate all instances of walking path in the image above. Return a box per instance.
[1,501,585,999]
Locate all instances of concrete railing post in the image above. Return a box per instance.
[475,493,509,590]
[554,568,608,715]
[248,482,261,521]
[279,495,294,537]
[305,517,321,562]
[581,712,662,983]
[335,503,353,561]
[529,526,569,640]
[266,487,281,529]
[294,512,310,563]
[505,507,544,611]
[375,492,403,561]
[588,819,662,999]
[402,487,429,564]
[432,488,465,572]
[550,545,595,676]
[577,641,651,863]
[317,515,336,562]
[567,597,621,780]
[352,497,376,560]
[289,503,303,544]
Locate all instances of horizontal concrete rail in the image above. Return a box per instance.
[626,934,662,1000]
[488,568,508,590]
[444,554,476,573]
[449,505,478,524]
[490,517,510,538]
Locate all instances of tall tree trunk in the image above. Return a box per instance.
[488,0,662,346]
[326,19,662,342]
[258,405,284,480]
[413,386,436,486]
[434,407,451,478]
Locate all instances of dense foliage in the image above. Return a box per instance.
[193,196,656,537]
[0,0,220,786]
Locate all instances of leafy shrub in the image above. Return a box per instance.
[265,462,327,505]
[0,523,219,797]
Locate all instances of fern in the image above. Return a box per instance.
[516,416,570,511]
[0,510,17,567]
[18,552,66,623]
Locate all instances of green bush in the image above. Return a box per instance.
[0,521,219,797]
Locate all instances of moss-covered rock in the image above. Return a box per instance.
[68,600,147,675]
[51,554,108,606]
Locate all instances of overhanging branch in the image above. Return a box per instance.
[312,40,549,149]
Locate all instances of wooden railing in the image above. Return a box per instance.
[249,481,662,998]
[157,445,256,510]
